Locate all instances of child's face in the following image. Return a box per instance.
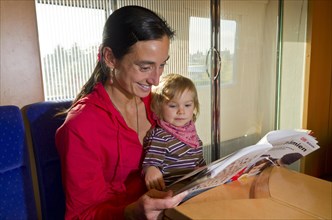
[161,89,195,127]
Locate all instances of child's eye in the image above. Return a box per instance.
[185,102,194,107]
[168,103,177,108]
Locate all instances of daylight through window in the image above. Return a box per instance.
[35,0,111,100]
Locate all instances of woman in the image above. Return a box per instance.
[56,5,187,220]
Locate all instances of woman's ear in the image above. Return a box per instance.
[102,47,116,68]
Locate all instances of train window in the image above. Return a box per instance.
[189,17,236,86]
[35,0,111,101]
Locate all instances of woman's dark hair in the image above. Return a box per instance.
[70,6,175,108]
[103,6,175,59]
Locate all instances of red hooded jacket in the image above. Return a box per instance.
[56,83,155,219]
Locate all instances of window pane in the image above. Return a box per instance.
[219,0,279,156]
[35,0,110,100]
[189,17,236,85]
[280,0,308,171]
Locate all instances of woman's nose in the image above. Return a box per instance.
[147,68,163,86]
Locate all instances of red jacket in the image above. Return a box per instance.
[56,83,155,219]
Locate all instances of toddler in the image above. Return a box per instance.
[142,73,206,190]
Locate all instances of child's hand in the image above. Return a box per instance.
[144,166,166,191]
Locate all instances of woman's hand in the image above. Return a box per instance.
[124,189,188,220]
[144,166,166,191]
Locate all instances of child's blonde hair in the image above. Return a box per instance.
[151,73,200,121]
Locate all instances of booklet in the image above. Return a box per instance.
[167,129,320,202]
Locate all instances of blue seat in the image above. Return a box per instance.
[0,105,37,220]
[22,101,72,220]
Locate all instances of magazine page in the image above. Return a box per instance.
[237,129,320,179]
[166,129,320,202]
[167,143,272,200]
[167,151,235,187]
[255,129,318,165]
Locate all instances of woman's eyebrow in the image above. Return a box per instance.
[134,56,170,65]
[135,60,155,65]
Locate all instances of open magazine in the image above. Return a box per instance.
[166,129,320,202]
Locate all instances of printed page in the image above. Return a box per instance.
[254,129,319,166]
[167,129,320,202]
[238,130,320,179]
[169,144,272,196]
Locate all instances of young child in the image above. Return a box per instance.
[142,73,206,191]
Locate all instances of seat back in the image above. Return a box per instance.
[22,101,71,220]
[0,105,37,219]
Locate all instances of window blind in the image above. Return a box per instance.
[35,0,111,100]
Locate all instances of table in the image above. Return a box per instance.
[164,166,332,219]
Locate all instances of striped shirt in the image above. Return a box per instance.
[142,126,206,186]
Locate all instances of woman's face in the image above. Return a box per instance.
[114,36,170,98]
